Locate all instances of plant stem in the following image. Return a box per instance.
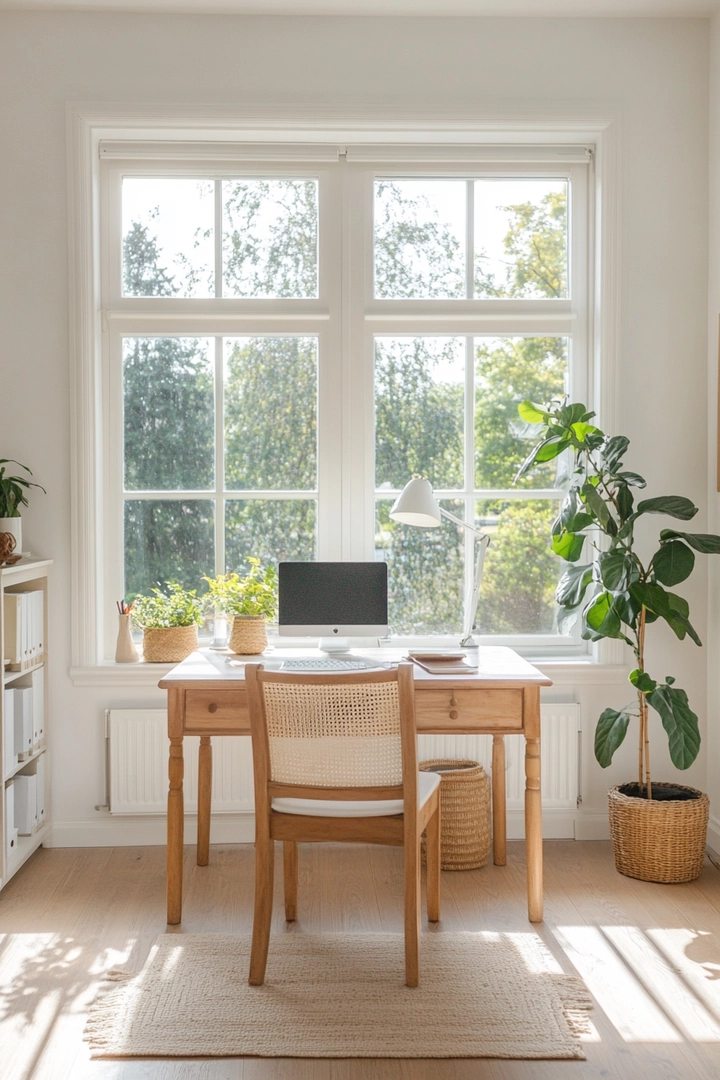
[584,449,623,518]
[636,606,652,799]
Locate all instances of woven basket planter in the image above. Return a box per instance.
[419,759,491,870]
[608,782,709,883]
[142,625,198,664]
[228,615,268,656]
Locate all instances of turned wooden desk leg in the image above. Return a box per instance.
[167,688,185,925]
[197,736,212,866]
[492,734,507,866]
[524,686,543,923]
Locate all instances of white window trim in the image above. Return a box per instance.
[67,103,623,685]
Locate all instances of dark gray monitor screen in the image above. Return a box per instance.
[278,562,388,634]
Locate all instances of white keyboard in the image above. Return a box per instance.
[281,658,370,672]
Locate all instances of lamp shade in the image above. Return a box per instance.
[389,477,442,528]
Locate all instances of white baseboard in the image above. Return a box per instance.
[573,812,611,840]
[49,813,256,848]
[50,809,587,848]
[707,814,720,861]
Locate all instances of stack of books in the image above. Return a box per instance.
[405,651,478,674]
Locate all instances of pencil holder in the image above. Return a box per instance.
[115,613,139,663]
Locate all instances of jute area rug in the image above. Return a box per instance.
[85,932,592,1060]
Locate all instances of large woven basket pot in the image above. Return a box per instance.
[608,782,709,883]
[419,759,491,870]
[142,625,198,664]
[228,615,268,656]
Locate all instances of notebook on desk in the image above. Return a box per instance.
[405,652,478,675]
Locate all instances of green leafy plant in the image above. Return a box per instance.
[203,558,277,619]
[516,398,720,798]
[0,459,46,518]
[131,582,204,629]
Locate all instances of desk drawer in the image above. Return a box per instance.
[415,688,523,732]
[184,689,250,734]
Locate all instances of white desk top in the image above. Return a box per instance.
[159,647,552,689]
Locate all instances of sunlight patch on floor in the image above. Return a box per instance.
[552,924,682,1042]
[646,928,720,1023]
[0,933,138,1080]
[603,925,720,1042]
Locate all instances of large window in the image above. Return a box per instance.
[99,146,590,656]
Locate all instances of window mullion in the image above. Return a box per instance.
[465,178,474,300]
[215,335,225,574]
[464,334,476,616]
[214,179,223,299]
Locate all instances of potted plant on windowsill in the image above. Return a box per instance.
[516,398,720,883]
[0,458,46,563]
[131,582,204,663]
[204,558,277,656]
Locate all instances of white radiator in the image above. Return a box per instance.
[106,704,580,836]
[106,709,254,815]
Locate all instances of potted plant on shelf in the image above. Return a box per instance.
[204,558,277,655]
[0,458,46,562]
[131,582,204,663]
[516,398,720,883]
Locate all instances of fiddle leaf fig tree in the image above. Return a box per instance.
[516,399,720,798]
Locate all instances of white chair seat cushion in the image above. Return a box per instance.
[272,769,441,818]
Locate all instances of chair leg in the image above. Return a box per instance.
[249,831,274,986]
[283,840,298,921]
[404,832,421,988]
[425,799,441,923]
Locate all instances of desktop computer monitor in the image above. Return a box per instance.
[278,562,388,654]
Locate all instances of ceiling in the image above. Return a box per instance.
[0,0,718,16]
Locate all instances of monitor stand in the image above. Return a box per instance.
[318,637,353,658]
[317,638,379,669]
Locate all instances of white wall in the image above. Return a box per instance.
[0,12,710,845]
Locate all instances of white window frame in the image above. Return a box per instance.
[345,156,589,654]
[100,158,343,657]
[67,105,623,684]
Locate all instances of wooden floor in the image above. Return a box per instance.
[1,840,720,1079]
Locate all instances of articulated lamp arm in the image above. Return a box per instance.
[389,478,491,647]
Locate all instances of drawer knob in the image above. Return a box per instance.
[208,702,218,714]
[450,693,458,707]
[449,709,459,720]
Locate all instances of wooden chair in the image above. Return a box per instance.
[245,661,441,988]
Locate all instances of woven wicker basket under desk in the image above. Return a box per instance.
[419,759,491,870]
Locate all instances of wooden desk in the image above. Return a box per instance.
[159,647,552,925]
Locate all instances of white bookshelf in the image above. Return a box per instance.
[1,557,52,890]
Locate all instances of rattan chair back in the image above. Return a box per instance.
[262,678,403,788]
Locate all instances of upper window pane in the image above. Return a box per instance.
[375,337,464,491]
[222,180,318,299]
[122,179,214,298]
[374,180,466,299]
[224,337,317,491]
[123,337,215,492]
[474,179,568,299]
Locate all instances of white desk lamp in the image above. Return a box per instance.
[389,476,491,647]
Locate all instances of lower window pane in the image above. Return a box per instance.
[125,500,214,597]
[376,499,464,636]
[225,500,316,569]
[475,499,560,635]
